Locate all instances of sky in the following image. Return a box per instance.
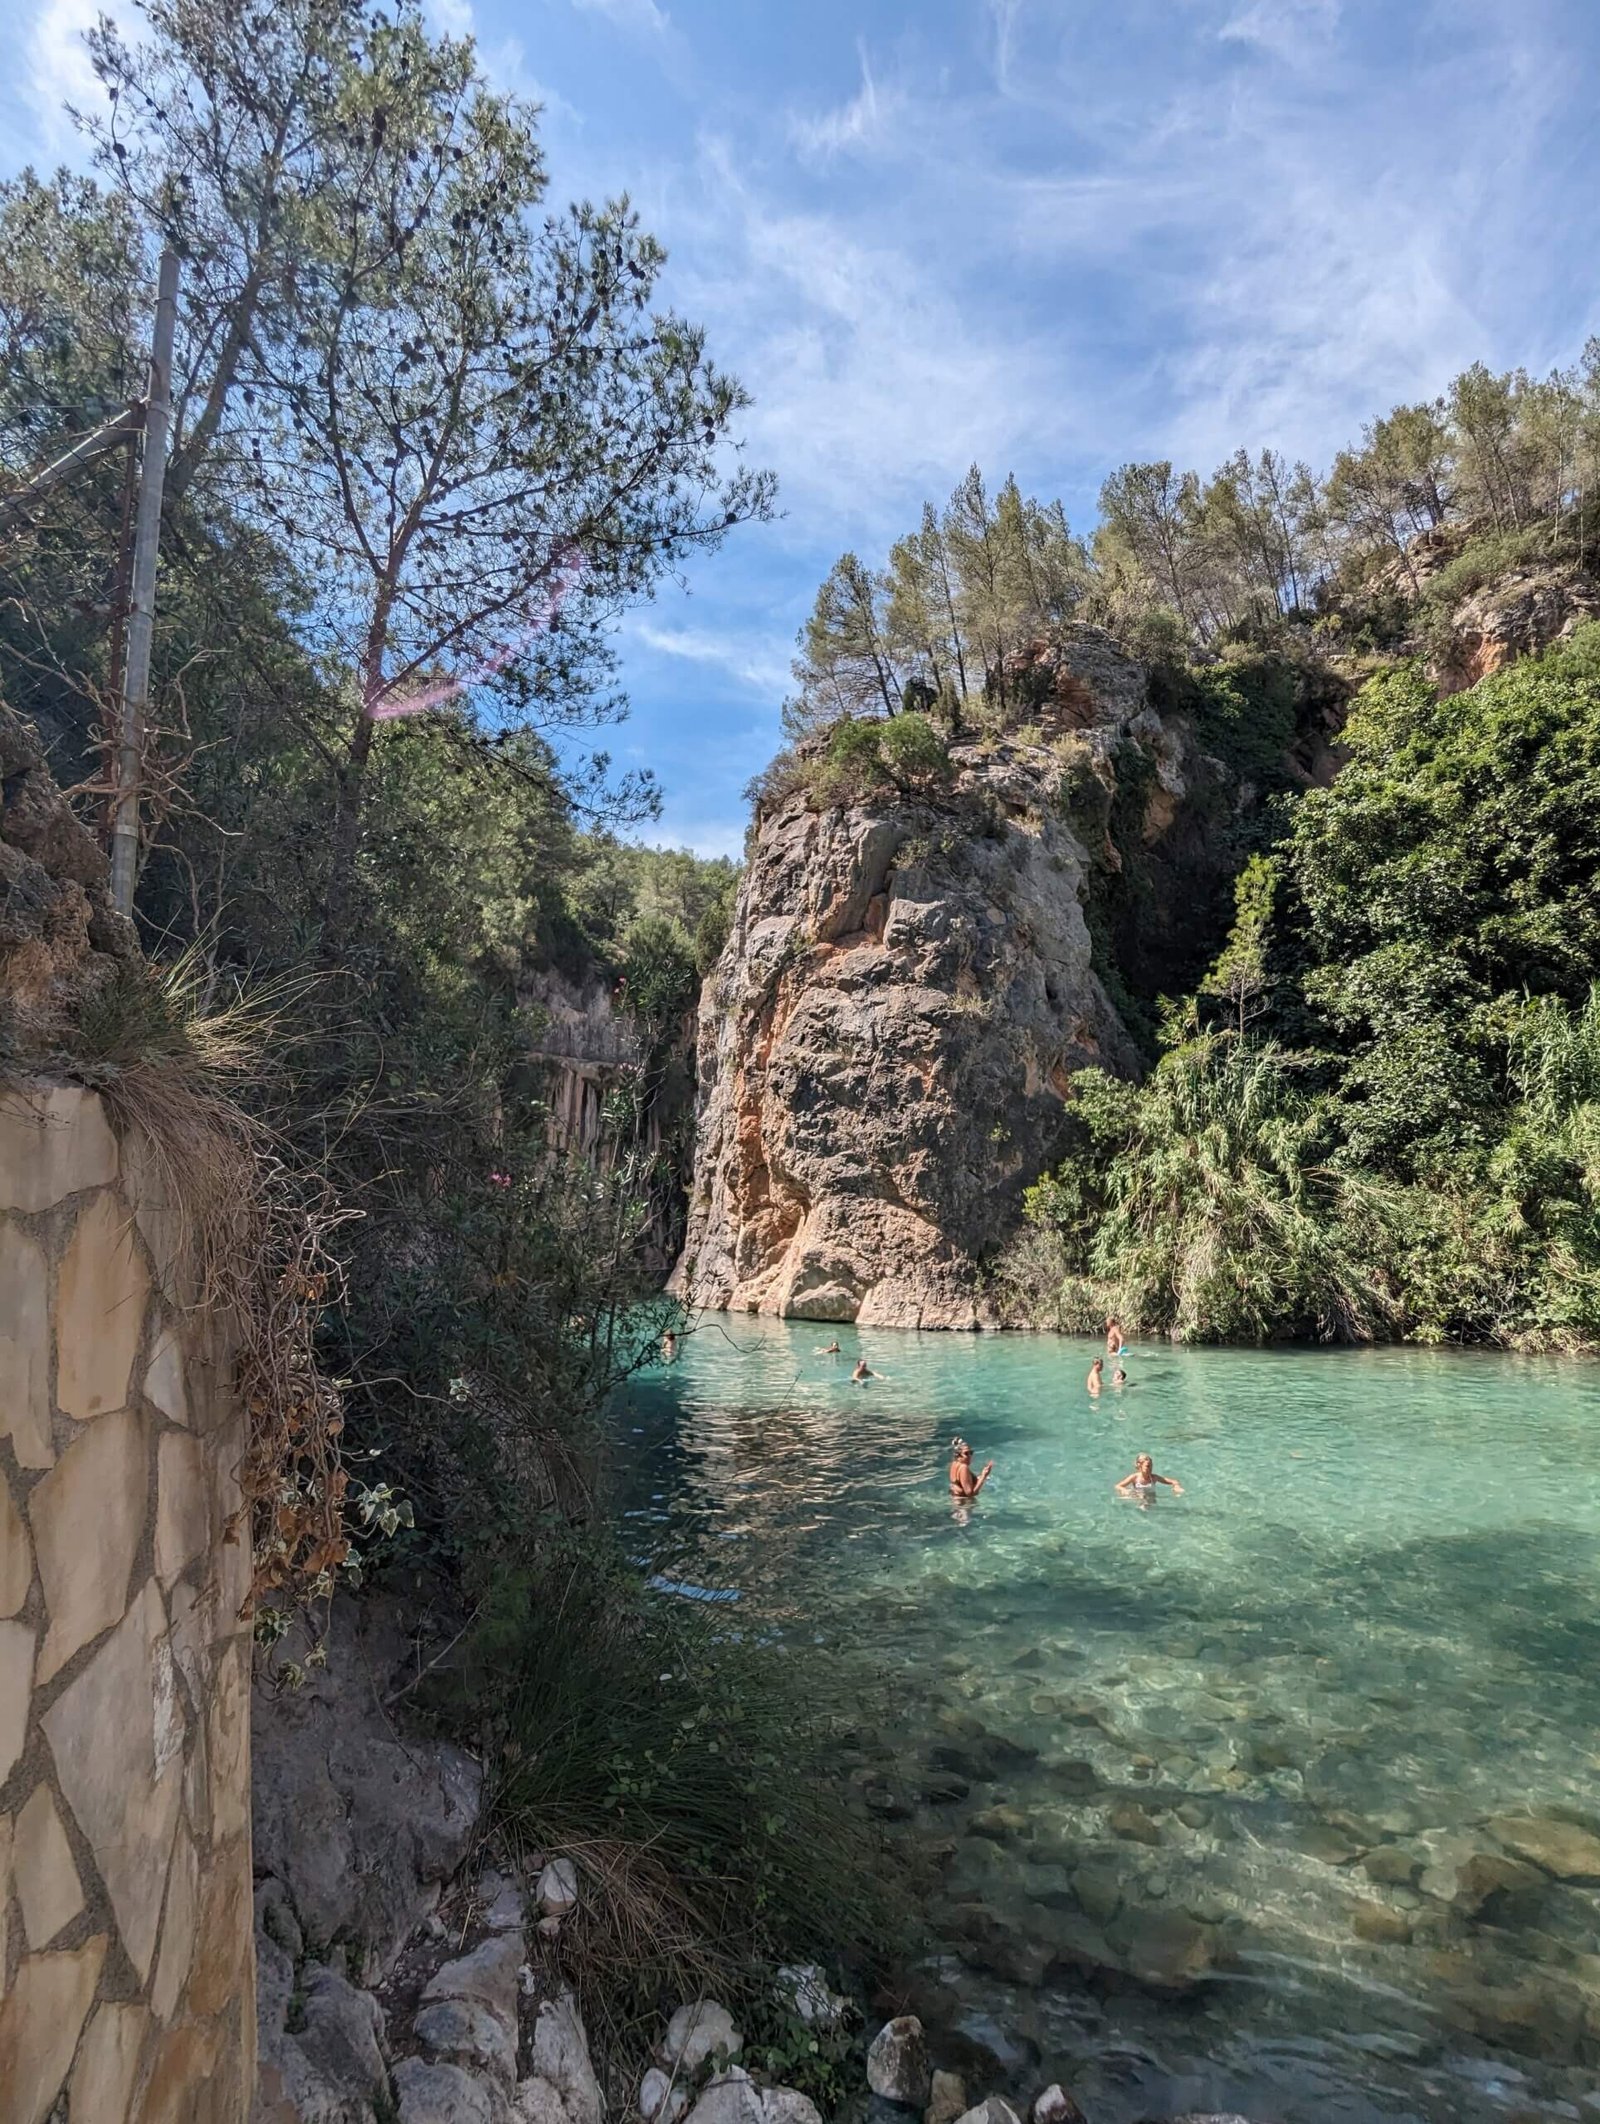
[6,0,1600,854]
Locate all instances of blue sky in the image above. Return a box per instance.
[7,0,1600,854]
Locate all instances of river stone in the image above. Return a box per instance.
[1298,1822,1365,1866]
[867,2016,931,2108]
[927,2070,968,2124]
[1449,1852,1545,1915]
[953,2102,1022,2124]
[1351,1900,1414,1946]
[1174,1802,1210,1832]
[1052,1760,1100,1798]
[1361,1845,1421,1888]
[776,1963,848,2029]
[641,2067,689,2124]
[969,1805,1030,1843]
[1108,1802,1161,1847]
[1031,2085,1086,2124]
[537,1858,580,1916]
[1109,1908,1218,1993]
[1487,1816,1600,1882]
[1071,1863,1123,1927]
[682,2070,764,2124]
[664,2000,743,2075]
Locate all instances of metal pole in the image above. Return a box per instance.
[110,246,179,918]
[0,402,143,535]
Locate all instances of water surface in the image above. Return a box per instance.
[610,1319,1600,2124]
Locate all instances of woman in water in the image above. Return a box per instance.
[949,1437,994,1499]
[1115,1452,1182,1497]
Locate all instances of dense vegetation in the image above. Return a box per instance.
[0,0,895,2050]
[1011,628,1600,1350]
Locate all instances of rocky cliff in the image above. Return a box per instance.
[671,632,1255,1329]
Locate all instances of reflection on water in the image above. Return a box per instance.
[608,1317,1600,2124]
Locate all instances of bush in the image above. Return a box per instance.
[441,1536,910,2078]
[878,710,951,790]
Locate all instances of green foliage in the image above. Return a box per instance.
[878,710,952,789]
[1023,632,1600,1350]
[1024,1039,1399,1344]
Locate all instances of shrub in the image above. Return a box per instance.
[803,716,891,805]
[878,710,951,790]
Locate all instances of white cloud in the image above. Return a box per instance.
[429,0,477,36]
[571,0,668,34]
[24,0,122,158]
[633,620,792,700]
[1219,0,1341,64]
[789,47,905,162]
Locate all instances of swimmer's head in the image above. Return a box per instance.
[951,1436,972,1462]
[1136,1453,1153,1477]
[1090,1356,1103,1371]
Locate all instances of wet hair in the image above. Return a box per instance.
[950,1436,971,1456]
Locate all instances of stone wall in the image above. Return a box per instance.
[0,1081,255,2124]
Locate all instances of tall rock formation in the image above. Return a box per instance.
[672,632,1233,1328]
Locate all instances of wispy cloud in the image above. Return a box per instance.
[23,0,121,157]
[1219,0,1342,64]
[571,0,668,35]
[789,46,905,162]
[633,620,792,701]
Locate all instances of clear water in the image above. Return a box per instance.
[609,1319,1600,2124]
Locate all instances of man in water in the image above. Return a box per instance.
[662,1331,677,1361]
[1106,1318,1126,1357]
[1112,1363,1127,1388]
[1115,1452,1182,1500]
[948,1438,994,1499]
[816,1340,842,1355]
[1087,1357,1104,1395]
[851,1357,880,1382]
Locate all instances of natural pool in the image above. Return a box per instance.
[609,1317,1600,2124]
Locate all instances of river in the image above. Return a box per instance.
[608,1317,1600,2124]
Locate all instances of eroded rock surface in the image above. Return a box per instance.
[672,712,1151,1329]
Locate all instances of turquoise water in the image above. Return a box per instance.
[609,1319,1600,2124]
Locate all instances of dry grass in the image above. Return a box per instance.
[56,949,358,1610]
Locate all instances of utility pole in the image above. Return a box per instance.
[110,246,180,919]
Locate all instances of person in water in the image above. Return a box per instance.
[1106,1318,1126,1356]
[816,1340,842,1355]
[1087,1356,1104,1395]
[948,1437,994,1499]
[662,1330,677,1361]
[1115,1452,1182,1497]
[851,1356,881,1382]
[1112,1363,1127,1387]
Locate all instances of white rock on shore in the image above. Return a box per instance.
[866,2017,931,2109]
[662,2000,743,2075]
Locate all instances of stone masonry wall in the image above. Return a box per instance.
[0,1082,255,2124]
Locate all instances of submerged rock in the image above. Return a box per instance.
[1108,1802,1162,1847]
[1487,1815,1600,1882]
[1350,1899,1414,1946]
[926,2070,969,2124]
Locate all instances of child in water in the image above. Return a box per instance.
[1087,1357,1104,1395]
[1115,1452,1182,1499]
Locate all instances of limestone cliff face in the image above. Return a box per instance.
[671,643,1200,1328]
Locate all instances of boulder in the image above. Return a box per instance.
[1446,1852,1544,1916]
[529,1990,603,2124]
[1350,1900,1414,1946]
[413,1997,518,2091]
[1486,1814,1600,1882]
[1107,1802,1161,1847]
[663,2000,743,2076]
[252,1597,484,1983]
[866,2017,931,2109]
[254,1936,391,2124]
[1108,1908,1220,1994]
[1360,1845,1420,1888]
[394,2056,502,2124]
[681,2070,764,2124]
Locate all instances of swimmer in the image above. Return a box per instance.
[661,1331,677,1361]
[1112,1364,1127,1387]
[816,1340,842,1355]
[1115,1452,1182,1498]
[1106,1317,1126,1357]
[1087,1357,1104,1395]
[948,1437,994,1499]
[851,1357,881,1382]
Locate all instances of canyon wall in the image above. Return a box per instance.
[0,1083,256,2124]
[671,632,1243,1329]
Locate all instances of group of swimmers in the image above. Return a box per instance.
[662,1316,1183,1510]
